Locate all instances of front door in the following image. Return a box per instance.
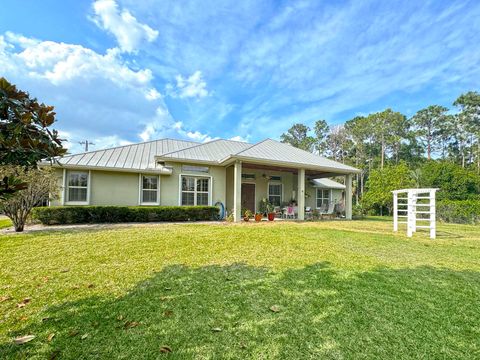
[241,183,255,213]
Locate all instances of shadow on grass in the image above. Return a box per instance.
[2,263,479,359]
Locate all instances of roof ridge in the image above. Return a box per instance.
[157,138,225,157]
[62,138,198,158]
[233,138,271,156]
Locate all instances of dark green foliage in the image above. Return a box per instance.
[32,206,219,225]
[362,163,416,214]
[418,161,480,200]
[437,200,480,224]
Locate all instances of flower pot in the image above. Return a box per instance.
[267,213,275,221]
[243,216,250,222]
[255,214,263,222]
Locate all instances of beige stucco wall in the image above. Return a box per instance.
[304,184,344,209]
[160,162,227,206]
[50,164,343,210]
[51,163,227,207]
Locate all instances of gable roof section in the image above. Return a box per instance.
[311,178,346,189]
[228,139,358,173]
[158,139,253,164]
[56,138,198,171]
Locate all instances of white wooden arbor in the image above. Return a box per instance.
[392,188,439,239]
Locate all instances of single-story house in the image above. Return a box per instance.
[47,138,359,221]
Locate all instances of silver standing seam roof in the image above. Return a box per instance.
[311,178,346,189]
[53,137,359,174]
[55,138,198,171]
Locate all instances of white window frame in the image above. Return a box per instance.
[268,182,283,206]
[178,174,212,206]
[64,170,91,205]
[316,189,331,208]
[139,174,160,205]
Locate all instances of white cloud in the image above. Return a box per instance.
[168,71,209,99]
[172,121,217,143]
[229,135,248,142]
[145,88,161,100]
[91,0,158,53]
[0,31,169,152]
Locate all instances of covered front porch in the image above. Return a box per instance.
[225,161,353,222]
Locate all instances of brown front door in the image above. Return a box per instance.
[241,183,255,213]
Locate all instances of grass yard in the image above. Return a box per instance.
[0,218,479,359]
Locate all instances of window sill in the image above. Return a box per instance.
[140,202,160,206]
[65,201,89,206]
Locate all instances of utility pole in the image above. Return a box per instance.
[79,140,95,152]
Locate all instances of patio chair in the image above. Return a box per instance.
[285,206,296,219]
[305,206,312,220]
[320,203,336,220]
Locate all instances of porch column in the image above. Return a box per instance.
[297,168,305,220]
[233,160,242,222]
[345,174,353,220]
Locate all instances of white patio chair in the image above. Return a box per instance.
[305,206,312,219]
[321,203,336,220]
[285,206,295,219]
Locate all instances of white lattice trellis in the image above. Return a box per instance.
[392,188,439,239]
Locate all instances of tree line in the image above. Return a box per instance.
[280,91,480,211]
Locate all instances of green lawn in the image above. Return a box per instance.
[1,218,479,359]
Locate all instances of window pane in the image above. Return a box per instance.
[68,187,87,202]
[68,172,88,187]
[182,192,195,206]
[197,193,209,205]
[269,184,281,196]
[142,190,157,203]
[142,176,157,190]
[269,195,281,206]
[182,177,195,191]
[197,178,209,192]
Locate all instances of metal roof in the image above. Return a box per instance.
[311,178,346,189]
[53,137,359,174]
[56,138,198,171]
[229,139,359,173]
[159,139,252,163]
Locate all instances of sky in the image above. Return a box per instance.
[1,0,480,154]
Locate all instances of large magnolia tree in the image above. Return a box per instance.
[0,77,65,198]
[0,166,59,232]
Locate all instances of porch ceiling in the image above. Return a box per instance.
[241,163,349,179]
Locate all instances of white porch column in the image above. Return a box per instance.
[297,169,305,220]
[233,160,242,222]
[345,174,353,220]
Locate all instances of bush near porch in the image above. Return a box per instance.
[32,206,219,225]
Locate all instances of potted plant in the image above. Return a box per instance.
[243,209,253,222]
[266,203,276,221]
[254,212,263,222]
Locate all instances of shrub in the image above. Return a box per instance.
[436,200,480,224]
[419,161,480,201]
[32,206,219,225]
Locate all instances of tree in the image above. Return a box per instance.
[280,123,315,151]
[0,166,59,232]
[411,105,448,160]
[325,125,350,163]
[368,109,406,168]
[454,91,480,171]
[362,163,416,215]
[0,77,65,197]
[313,119,329,155]
[418,161,480,201]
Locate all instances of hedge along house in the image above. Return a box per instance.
[48,138,359,222]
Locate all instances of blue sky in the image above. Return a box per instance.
[1,0,479,153]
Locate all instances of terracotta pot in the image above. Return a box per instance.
[255,214,263,222]
[267,213,275,221]
[243,216,250,222]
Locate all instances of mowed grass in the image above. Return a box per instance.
[0,218,479,359]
